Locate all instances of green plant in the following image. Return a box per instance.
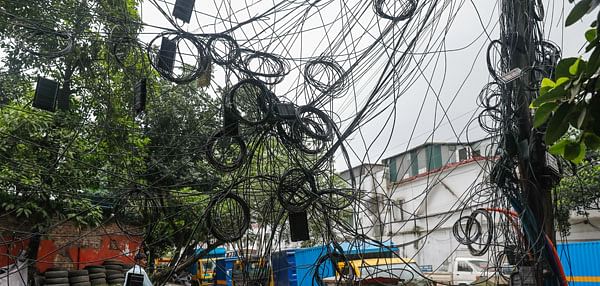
[531,0,600,163]
[553,153,600,234]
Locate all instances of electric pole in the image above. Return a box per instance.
[502,0,559,285]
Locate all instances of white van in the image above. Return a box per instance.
[426,257,499,285]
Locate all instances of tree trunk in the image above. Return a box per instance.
[27,231,41,285]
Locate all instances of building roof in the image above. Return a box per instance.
[339,163,385,175]
[381,137,492,163]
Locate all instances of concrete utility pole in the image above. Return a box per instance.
[502,0,557,285]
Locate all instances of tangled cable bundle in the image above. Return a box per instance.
[147,31,211,84]
[207,34,241,66]
[453,209,494,257]
[0,0,573,285]
[9,21,73,58]
[109,25,145,69]
[113,188,160,237]
[468,0,570,282]
[236,49,291,85]
[373,0,418,21]
[303,57,348,98]
[485,40,509,83]
[206,192,251,243]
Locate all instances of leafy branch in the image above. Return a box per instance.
[531,0,600,163]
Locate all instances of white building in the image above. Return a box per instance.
[381,138,496,270]
[341,137,600,271]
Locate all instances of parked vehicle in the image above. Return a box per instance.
[271,241,398,286]
[189,247,226,286]
[424,257,503,286]
[214,256,274,286]
[192,258,218,286]
[322,257,430,286]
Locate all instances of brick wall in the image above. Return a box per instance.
[0,216,143,272]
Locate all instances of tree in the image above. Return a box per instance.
[531,0,600,163]
[554,152,600,235]
[0,1,152,281]
[141,80,221,268]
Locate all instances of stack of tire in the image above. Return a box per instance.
[84,265,108,285]
[102,259,126,285]
[68,269,91,286]
[43,268,69,286]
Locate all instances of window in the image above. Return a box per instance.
[389,159,397,182]
[393,199,404,221]
[397,156,411,180]
[426,145,442,171]
[368,194,385,236]
[448,145,457,163]
[410,152,418,176]
[346,209,355,227]
[457,261,472,272]
[417,149,427,174]
[458,147,469,161]
[389,155,411,182]
[472,149,481,158]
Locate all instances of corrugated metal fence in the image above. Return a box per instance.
[558,241,600,285]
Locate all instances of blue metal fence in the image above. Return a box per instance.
[558,240,600,285]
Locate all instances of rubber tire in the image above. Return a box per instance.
[69,270,89,277]
[85,266,106,273]
[72,282,92,286]
[102,259,123,264]
[90,272,107,279]
[69,275,90,283]
[46,284,69,286]
[45,277,69,284]
[107,273,124,280]
[90,278,107,285]
[45,267,67,272]
[44,270,69,278]
[105,269,122,276]
[103,264,123,271]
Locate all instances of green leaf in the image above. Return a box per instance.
[540,78,556,97]
[555,58,580,78]
[533,102,559,128]
[532,81,569,107]
[549,139,569,155]
[586,47,600,74]
[583,132,600,149]
[569,58,586,76]
[545,103,574,145]
[566,0,593,26]
[586,28,597,42]
[564,141,581,160]
[585,38,598,52]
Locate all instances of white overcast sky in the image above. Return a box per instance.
[138,0,594,171]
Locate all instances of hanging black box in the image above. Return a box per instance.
[134,79,147,114]
[173,0,195,23]
[157,37,177,73]
[275,102,296,119]
[289,211,310,242]
[223,108,239,136]
[33,77,59,112]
